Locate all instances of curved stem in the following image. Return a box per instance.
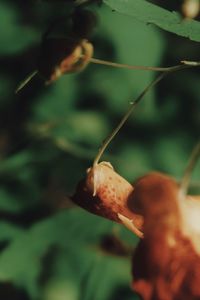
[93,72,166,166]
[92,61,200,166]
[15,59,200,93]
[180,141,200,197]
[89,58,200,72]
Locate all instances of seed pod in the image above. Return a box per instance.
[38,8,96,83]
[38,38,93,84]
[72,162,144,238]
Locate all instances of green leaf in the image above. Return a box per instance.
[0,3,37,55]
[52,111,109,146]
[0,151,40,212]
[0,151,32,175]
[115,143,154,181]
[87,5,164,121]
[0,222,23,241]
[43,279,79,300]
[32,76,78,122]
[103,0,200,42]
[0,209,138,299]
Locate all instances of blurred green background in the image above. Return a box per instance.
[0,0,199,299]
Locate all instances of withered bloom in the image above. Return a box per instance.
[72,159,200,299]
[72,162,143,237]
[128,172,200,300]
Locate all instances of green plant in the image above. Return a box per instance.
[0,0,200,299]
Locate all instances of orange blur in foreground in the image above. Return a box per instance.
[72,164,200,299]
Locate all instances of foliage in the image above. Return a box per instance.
[104,0,200,42]
[0,0,199,299]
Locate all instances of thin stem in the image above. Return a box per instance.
[15,59,200,93]
[92,60,200,166]
[89,57,200,72]
[15,70,38,94]
[180,141,200,197]
[93,72,166,166]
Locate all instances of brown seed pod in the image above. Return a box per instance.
[15,8,97,93]
[37,8,96,83]
[72,162,144,238]
[38,38,93,84]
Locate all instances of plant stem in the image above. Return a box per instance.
[89,57,200,72]
[92,61,200,166]
[15,70,38,94]
[15,58,200,93]
[92,72,166,166]
[180,141,200,197]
